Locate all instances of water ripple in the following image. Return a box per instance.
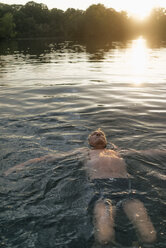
[0,39,166,247]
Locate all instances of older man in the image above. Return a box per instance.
[5,128,157,245]
[86,128,156,245]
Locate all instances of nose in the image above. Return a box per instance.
[96,132,101,136]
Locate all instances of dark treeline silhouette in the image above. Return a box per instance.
[1,1,166,41]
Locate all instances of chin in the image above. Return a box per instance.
[94,142,106,149]
[89,137,106,148]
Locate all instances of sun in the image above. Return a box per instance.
[127,1,153,20]
[111,0,156,20]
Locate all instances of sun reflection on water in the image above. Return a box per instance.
[130,37,149,85]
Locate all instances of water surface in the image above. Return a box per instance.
[0,38,166,248]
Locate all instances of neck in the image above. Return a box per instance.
[91,146,106,150]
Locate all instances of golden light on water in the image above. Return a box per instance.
[130,37,148,85]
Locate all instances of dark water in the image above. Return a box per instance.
[0,38,166,248]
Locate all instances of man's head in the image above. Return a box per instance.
[88,128,107,149]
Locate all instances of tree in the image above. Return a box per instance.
[49,8,65,38]
[15,1,50,37]
[0,12,16,39]
[64,8,84,40]
[0,3,13,18]
[83,4,107,40]
[144,8,166,39]
[1,1,166,41]
[82,4,130,41]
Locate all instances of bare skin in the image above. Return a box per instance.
[86,129,156,245]
[4,128,160,245]
[86,148,130,179]
[4,149,85,176]
[4,155,54,176]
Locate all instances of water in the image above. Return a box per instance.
[0,38,166,248]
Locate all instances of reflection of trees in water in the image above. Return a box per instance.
[0,39,87,66]
[85,40,129,62]
[0,39,85,55]
[0,39,125,64]
[0,37,166,67]
[86,42,112,62]
[0,39,60,63]
[0,60,6,80]
[146,39,166,49]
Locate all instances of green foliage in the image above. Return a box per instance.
[0,1,166,41]
[64,8,84,39]
[82,5,130,41]
[49,8,65,37]
[0,12,16,39]
[0,3,12,17]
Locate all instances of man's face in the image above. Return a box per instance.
[88,130,107,149]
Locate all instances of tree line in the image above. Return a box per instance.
[0,1,166,41]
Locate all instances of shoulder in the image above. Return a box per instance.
[107,149,121,157]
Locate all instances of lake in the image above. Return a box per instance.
[0,37,166,248]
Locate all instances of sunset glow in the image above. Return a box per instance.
[1,0,166,20]
[118,0,155,20]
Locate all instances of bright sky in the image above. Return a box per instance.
[1,0,166,19]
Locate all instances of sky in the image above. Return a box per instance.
[1,0,166,19]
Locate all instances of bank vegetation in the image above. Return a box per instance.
[1,1,166,41]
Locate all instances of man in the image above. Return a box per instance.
[86,128,156,245]
[4,128,157,245]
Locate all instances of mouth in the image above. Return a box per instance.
[93,138,106,148]
[95,136,105,144]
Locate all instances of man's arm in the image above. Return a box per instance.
[4,154,56,176]
[121,148,166,157]
[4,147,88,176]
[141,149,166,156]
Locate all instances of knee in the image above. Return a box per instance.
[95,226,115,245]
[94,201,115,244]
[141,228,157,243]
